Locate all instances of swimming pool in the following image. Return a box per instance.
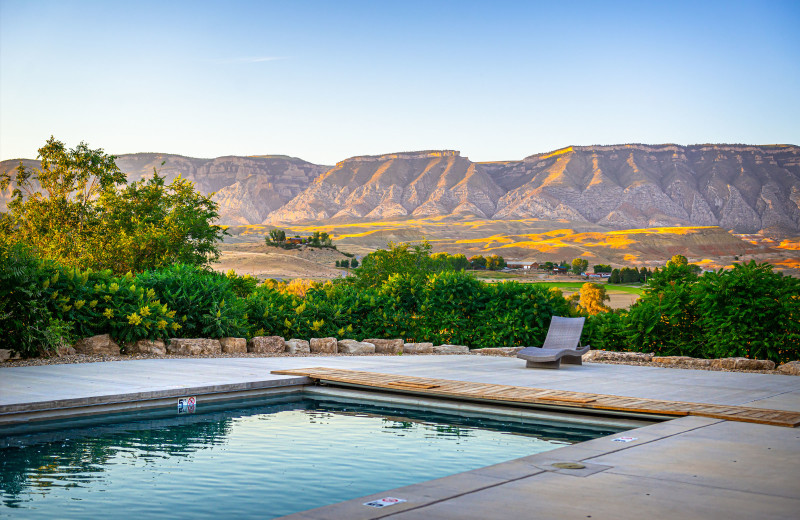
[0,391,631,519]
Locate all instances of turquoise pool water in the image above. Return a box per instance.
[0,395,622,519]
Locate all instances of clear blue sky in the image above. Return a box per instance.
[1,0,798,164]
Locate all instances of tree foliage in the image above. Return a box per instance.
[571,258,589,275]
[1,137,225,273]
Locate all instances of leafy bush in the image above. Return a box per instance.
[694,262,799,363]
[0,242,72,356]
[587,261,799,363]
[136,264,247,339]
[46,268,180,345]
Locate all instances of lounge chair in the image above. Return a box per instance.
[517,316,590,369]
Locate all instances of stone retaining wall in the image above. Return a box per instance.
[4,338,797,375]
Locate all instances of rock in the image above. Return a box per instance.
[403,342,434,354]
[652,356,711,367]
[74,334,121,356]
[433,344,469,354]
[167,338,222,356]
[777,361,800,376]
[247,336,285,353]
[337,339,376,355]
[127,339,166,356]
[285,339,310,355]
[710,357,776,371]
[362,338,404,355]
[0,349,12,362]
[583,350,653,363]
[220,337,247,354]
[57,345,77,357]
[472,347,524,357]
[310,337,337,354]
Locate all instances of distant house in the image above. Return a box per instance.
[582,273,611,279]
[553,266,569,274]
[286,237,304,245]
[506,261,534,270]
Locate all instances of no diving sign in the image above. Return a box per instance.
[364,497,406,508]
[177,396,196,414]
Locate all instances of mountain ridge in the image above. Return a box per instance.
[2,144,799,236]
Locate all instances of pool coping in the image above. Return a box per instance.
[2,356,799,519]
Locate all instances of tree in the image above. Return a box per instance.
[608,268,621,283]
[573,282,611,315]
[93,170,226,272]
[1,137,125,266]
[593,264,612,273]
[268,229,286,246]
[350,257,359,268]
[352,241,431,288]
[486,254,506,271]
[667,254,688,267]
[469,255,487,270]
[571,258,589,275]
[449,253,469,271]
[1,138,226,272]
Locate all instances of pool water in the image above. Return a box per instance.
[0,395,622,519]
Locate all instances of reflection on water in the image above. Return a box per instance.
[1,397,621,519]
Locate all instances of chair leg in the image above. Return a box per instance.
[526,359,561,369]
[562,356,582,365]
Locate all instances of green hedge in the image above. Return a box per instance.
[3,241,797,364]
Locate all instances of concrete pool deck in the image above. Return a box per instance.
[2,355,799,519]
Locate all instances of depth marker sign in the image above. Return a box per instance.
[178,396,197,414]
[364,497,406,508]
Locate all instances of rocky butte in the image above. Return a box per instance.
[2,144,799,236]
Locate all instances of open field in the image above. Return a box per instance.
[216,219,799,284]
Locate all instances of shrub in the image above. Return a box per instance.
[694,262,800,363]
[136,264,247,339]
[0,242,71,356]
[46,267,180,345]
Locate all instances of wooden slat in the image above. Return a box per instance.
[270,368,800,428]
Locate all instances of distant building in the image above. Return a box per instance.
[506,261,534,270]
[553,266,569,274]
[286,237,304,245]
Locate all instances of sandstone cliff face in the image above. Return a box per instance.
[482,144,800,235]
[264,150,506,224]
[0,154,328,225]
[113,154,328,225]
[4,144,800,235]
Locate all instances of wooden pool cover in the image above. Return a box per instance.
[271,367,800,428]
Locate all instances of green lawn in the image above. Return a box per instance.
[526,281,645,295]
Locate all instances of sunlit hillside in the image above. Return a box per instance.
[221,218,798,274]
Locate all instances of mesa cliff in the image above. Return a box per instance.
[3,144,799,236]
[266,144,800,236]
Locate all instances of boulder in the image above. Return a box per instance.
[472,347,524,357]
[362,338,404,355]
[403,342,434,354]
[433,344,469,354]
[167,338,222,356]
[777,360,800,376]
[220,337,247,354]
[653,356,711,367]
[583,350,653,363]
[285,339,311,355]
[74,334,121,356]
[337,339,376,355]
[710,357,776,371]
[57,345,77,357]
[0,349,12,362]
[248,336,285,353]
[310,337,337,354]
[127,339,166,356]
